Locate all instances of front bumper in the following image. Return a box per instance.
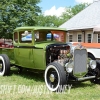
[77,76,95,81]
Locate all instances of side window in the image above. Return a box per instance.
[46,33,52,41]
[53,33,64,42]
[14,32,18,43]
[98,34,100,43]
[51,31,65,42]
[87,34,91,43]
[69,35,73,42]
[19,30,32,43]
[35,31,46,42]
[77,34,82,42]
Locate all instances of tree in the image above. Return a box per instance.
[0,0,41,39]
[71,3,89,16]
[35,14,64,27]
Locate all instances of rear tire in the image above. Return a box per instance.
[0,54,10,76]
[44,62,67,92]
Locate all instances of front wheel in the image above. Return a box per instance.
[44,62,67,92]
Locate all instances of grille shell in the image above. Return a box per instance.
[73,49,87,75]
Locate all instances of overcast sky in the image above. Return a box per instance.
[38,0,94,17]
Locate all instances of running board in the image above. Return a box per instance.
[78,76,96,81]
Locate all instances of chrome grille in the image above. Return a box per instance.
[73,49,87,74]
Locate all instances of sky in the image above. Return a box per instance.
[38,0,94,17]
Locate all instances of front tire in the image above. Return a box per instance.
[44,62,67,92]
[0,54,10,76]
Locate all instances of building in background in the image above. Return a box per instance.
[59,0,100,43]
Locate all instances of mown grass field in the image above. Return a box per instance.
[0,67,100,100]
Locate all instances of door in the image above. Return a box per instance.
[14,30,34,68]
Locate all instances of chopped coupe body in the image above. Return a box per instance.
[0,26,99,92]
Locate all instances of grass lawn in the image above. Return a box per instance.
[0,67,100,100]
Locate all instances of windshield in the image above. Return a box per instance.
[35,30,66,42]
[20,30,66,43]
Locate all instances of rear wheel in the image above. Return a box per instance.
[0,54,10,76]
[44,62,67,92]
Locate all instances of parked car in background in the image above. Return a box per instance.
[0,39,13,48]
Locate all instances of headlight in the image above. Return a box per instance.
[89,60,96,69]
[65,62,73,73]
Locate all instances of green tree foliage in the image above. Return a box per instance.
[35,14,64,27]
[0,0,41,38]
[71,3,88,15]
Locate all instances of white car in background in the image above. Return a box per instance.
[67,24,100,61]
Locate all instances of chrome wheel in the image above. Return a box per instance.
[0,62,3,72]
[45,65,60,91]
[0,54,10,76]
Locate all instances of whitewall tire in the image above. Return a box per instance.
[44,62,67,92]
[0,54,10,76]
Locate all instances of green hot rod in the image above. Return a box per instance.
[0,26,99,92]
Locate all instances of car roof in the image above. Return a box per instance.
[14,26,67,32]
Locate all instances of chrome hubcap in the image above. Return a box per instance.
[50,74,55,82]
[0,63,3,72]
[0,64,2,69]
